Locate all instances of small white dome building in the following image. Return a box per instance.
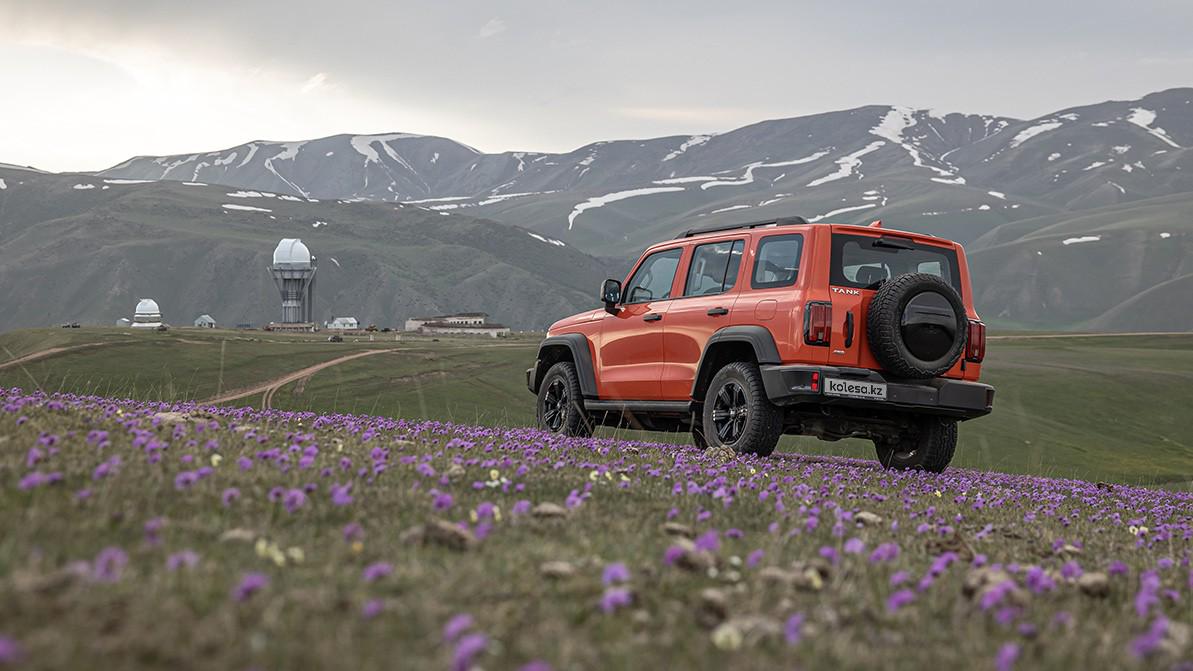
[131,298,163,329]
[272,238,312,268]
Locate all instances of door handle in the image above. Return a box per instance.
[844,310,855,347]
[707,307,729,316]
[643,313,663,322]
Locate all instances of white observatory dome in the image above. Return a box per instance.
[135,298,161,316]
[273,238,312,267]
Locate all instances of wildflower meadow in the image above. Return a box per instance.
[0,387,1190,669]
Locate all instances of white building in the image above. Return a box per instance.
[325,316,360,331]
[194,314,216,328]
[131,298,163,329]
[404,312,509,338]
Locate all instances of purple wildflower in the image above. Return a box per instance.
[890,570,910,586]
[1135,570,1161,618]
[511,500,531,516]
[222,487,240,506]
[283,488,307,513]
[433,492,454,511]
[166,550,200,571]
[342,522,364,543]
[1060,561,1083,580]
[362,562,393,582]
[599,587,633,613]
[330,482,353,506]
[232,572,269,602]
[602,562,630,586]
[886,589,915,612]
[843,538,865,554]
[1108,560,1130,577]
[173,471,199,490]
[784,613,805,646]
[869,542,900,563]
[92,546,128,583]
[443,614,475,643]
[362,599,385,620]
[452,633,488,671]
[746,549,764,568]
[663,545,686,566]
[1129,617,1168,658]
[819,546,840,565]
[0,636,23,664]
[694,530,720,553]
[995,642,1020,671]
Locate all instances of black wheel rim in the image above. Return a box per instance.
[711,380,748,444]
[542,378,568,432]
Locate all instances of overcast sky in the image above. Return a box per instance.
[2,0,1191,172]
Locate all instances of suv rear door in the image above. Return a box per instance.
[598,246,684,400]
[828,228,965,369]
[660,237,746,399]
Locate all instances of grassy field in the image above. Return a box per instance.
[1,327,1191,487]
[0,390,1189,669]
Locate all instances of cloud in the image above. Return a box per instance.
[300,72,328,94]
[477,18,506,39]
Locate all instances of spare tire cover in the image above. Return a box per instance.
[866,273,967,379]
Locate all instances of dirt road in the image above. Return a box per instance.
[203,349,397,408]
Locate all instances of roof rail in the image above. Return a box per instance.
[678,216,810,239]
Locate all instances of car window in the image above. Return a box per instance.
[751,234,804,289]
[683,239,744,297]
[831,234,961,292]
[624,247,683,304]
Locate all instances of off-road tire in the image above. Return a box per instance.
[875,418,957,473]
[536,362,593,438]
[867,273,967,379]
[701,361,783,457]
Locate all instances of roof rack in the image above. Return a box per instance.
[678,216,810,239]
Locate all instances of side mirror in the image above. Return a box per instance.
[601,279,622,313]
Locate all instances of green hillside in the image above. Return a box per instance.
[1,327,1190,487]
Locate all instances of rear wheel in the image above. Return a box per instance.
[875,418,957,472]
[701,362,783,456]
[536,362,593,437]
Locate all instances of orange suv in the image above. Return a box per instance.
[527,216,993,471]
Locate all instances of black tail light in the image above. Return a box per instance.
[805,302,832,346]
[965,320,986,363]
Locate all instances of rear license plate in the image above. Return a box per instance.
[824,378,887,401]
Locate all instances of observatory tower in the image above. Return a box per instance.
[269,238,317,328]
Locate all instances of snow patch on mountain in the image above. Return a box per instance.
[1126,108,1181,148]
[73,183,96,190]
[222,203,273,213]
[0,179,6,190]
[1062,235,1101,245]
[1009,121,1064,149]
[806,142,884,187]
[869,107,960,180]
[567,187,686,229]
[663,135,712,162]
[350,134,421,164]
[808,203,877,223]
[704,150,832,189]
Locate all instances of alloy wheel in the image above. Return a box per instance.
[541,378,569,432]
[710,380,748,444]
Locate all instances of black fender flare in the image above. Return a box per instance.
[689,325,781,400]
[531,333,598,398]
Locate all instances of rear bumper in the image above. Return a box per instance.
[760,364,994,420]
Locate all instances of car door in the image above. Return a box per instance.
[597,246,684,400]
[660,238,746,400]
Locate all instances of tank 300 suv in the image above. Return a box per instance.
[527,216,993,472]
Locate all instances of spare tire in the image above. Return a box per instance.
[866,273,967,379]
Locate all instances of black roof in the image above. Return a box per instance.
[678,216,810,239]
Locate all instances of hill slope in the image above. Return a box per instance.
[0,167,610,332]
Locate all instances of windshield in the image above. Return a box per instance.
[830,233,962,293]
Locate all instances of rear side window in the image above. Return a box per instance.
[751,234,804,289]
[684,239,744,297]
[624,247,683,303]
[831,234,961,292]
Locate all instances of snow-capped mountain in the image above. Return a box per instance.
[101,88,1193,255]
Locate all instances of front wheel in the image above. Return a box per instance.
[875,418,957,472]
[536,362,593,437]
[701,362,783,456]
